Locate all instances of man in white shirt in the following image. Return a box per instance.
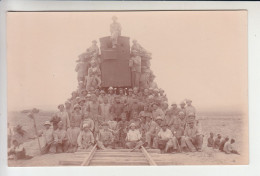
[157,123,177,153]
[125,123,143,149]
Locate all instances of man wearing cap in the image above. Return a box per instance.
[125,123,143,149]
[53,121,69,153]
[98,90,106,104]
[71,104,83,128]
[67,121,81,152]
[185,99,196,117]
[151,103,165,121]
[97,122,114,149]
[176,111,186,129]
[130,50,142,88]
[56,104,70,130]
[183,120,203,152]
[41,121,56,154]
[110,16,122,48]
[77,124,95,150]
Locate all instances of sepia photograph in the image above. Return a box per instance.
[6,11,248,166]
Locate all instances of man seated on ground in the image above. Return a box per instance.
[8,139,32,160]
[157,123,176,153]
[207,132,214,147]
[67,121,81,152]
[219,136,229,152]
[171,123,186,152]
[77,124,95,150]
[223,138,240,155]
[96,122,114,150]
[81,114,94,132]
[125,123,143,149]
[41,121,56,154]
[144,115,158,149]
[214,134,222,149]
[183,120,203,152]
[53,121,69,153]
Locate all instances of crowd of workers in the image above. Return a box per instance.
[7,16,238,160]
[38,87,203,154]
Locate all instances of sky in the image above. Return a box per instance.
[7,11,247,112]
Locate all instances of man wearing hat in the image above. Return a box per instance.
[179,101,186,116]
[144,115,158,148]
[81,113,95,132]
[125,123,143,149]
[170,102,181,116]
[41,121,56,154]
[75,58,89,84]
[130,50,142,88]
[65,101,73,120]
[111,96,125,122]
[100,97,112,122]
[87,95,101,136]
[86,59,101,91]
[71,104,83,128]
[86,40,99,56]
[151,103,165,121]
[157,122,176,153]
[116,113,129,147]
[183,119,203,152]
[53,121,69,153]
[107,86,115,104]
[110,16,121,48]
[67,121,81,152]
[77,123,94,150]
[56,104,70,130]
[185,99,196,117]
[97,122,114,149]
[50,114,61,131]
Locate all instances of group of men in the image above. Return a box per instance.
[40,84,204,154]
[207,133,239,155]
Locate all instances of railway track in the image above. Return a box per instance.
[59,144,161,166]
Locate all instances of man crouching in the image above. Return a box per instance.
[125,123,143,149]
[157,122,177,153]
[77,124,94,150]
[96,122,114,150]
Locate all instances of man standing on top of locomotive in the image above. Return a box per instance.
[110,16,122,48]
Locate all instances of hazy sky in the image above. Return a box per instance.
[7,11,247,112]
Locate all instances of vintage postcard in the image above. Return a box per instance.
[7,11,248,166]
